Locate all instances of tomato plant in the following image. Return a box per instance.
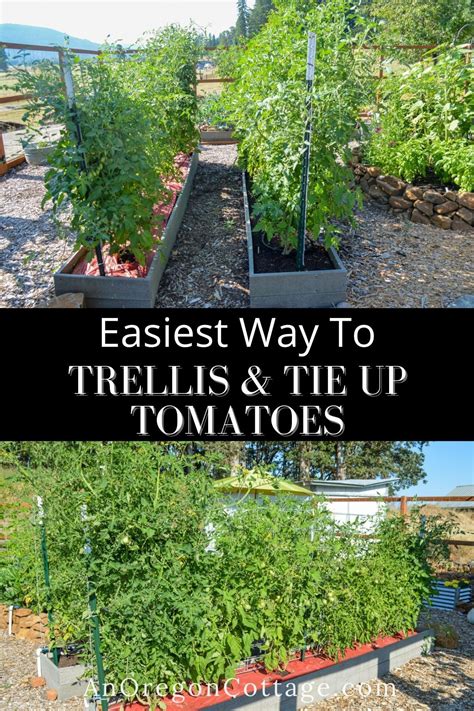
[366,45,474,191]
[14,27,200,264]
[222,0,371,253]
[1,442,455,707]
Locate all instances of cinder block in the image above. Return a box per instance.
[40,651,89,702]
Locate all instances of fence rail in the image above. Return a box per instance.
[323,495,473,547]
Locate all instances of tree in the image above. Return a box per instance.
[226,442,428,490]
[204,442,246,476]
[288,442,428,490]
[370,0,472,46]
[0,47,8,72]
[248,0,274,37]
[236,0,250,39]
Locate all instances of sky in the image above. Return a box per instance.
[399,441,473,497]
[1,0,256,44]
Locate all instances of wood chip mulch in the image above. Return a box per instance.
[154,144,249,308]
[1,146,473,309]
[341,202,474,308]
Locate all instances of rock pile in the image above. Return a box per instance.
[353,164,474,232]
[0,604,49,642]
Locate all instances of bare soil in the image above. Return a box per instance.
[155,143,249,307]
[252,233,333,273]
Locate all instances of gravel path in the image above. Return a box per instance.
[1,147,472,308]
[0,632,83,710]
[0,165,73,308]
[310,610,474,710]
[1,610,473,710]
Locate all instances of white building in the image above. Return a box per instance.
[305,478,398,531]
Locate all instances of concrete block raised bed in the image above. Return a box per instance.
[54,151,199,308]
[243,173,347,308]
[40,650,89,701]
[200,128,237,144]
[105,630,433,711]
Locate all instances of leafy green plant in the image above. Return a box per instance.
[223,0,371,252]
[197,94,232,129]
[14,27,200,264]
[367,45,474,190]
[0,443,455,707]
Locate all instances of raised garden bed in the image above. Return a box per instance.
[427,579,472,611]
[200,128,237,145]
[243,173,347,308]
[105,630,433,711]
[54,151,198,308]
[40,648,89,701]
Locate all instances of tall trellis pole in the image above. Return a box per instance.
[296,32,316,272]
[58,49,106,277]
[81,505,109,711]
[37,496,59,666]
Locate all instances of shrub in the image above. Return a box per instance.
[15,27,200,264]
[367,45,474,190]
[223,0,371,252]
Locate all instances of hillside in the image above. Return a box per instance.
[0,23,99,63]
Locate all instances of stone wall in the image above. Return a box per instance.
[353,164,474,232]
[0,604,49,642]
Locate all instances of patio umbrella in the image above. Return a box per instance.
[213,472,314,497]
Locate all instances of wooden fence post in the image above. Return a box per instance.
[400,496,408,518]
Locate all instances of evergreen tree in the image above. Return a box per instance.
[248,0,274,37]
[229,441,428,490]
[236,0,250,39]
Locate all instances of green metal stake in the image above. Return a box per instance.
[81,504,109,711]
[37,497,59,666]
[296,32,316,272]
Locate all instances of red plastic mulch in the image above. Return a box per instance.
[108,631,416,711]
[72,153,191,279]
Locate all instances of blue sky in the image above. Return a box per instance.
[399,441,473,497]
[1,1,255,43]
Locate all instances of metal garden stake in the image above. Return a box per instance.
[37,496,59,666]
[58,50,106,277]
[296,32,316,272]
[81,504,109,711]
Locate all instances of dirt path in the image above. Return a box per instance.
[154,144,249,308]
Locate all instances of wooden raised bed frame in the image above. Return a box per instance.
[242,173,347,308]
[54,151,199,308]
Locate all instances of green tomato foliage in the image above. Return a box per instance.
[367,45,474,191]
[0,442,455,706]
[222,0,372,251]
[14,27,200,263]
